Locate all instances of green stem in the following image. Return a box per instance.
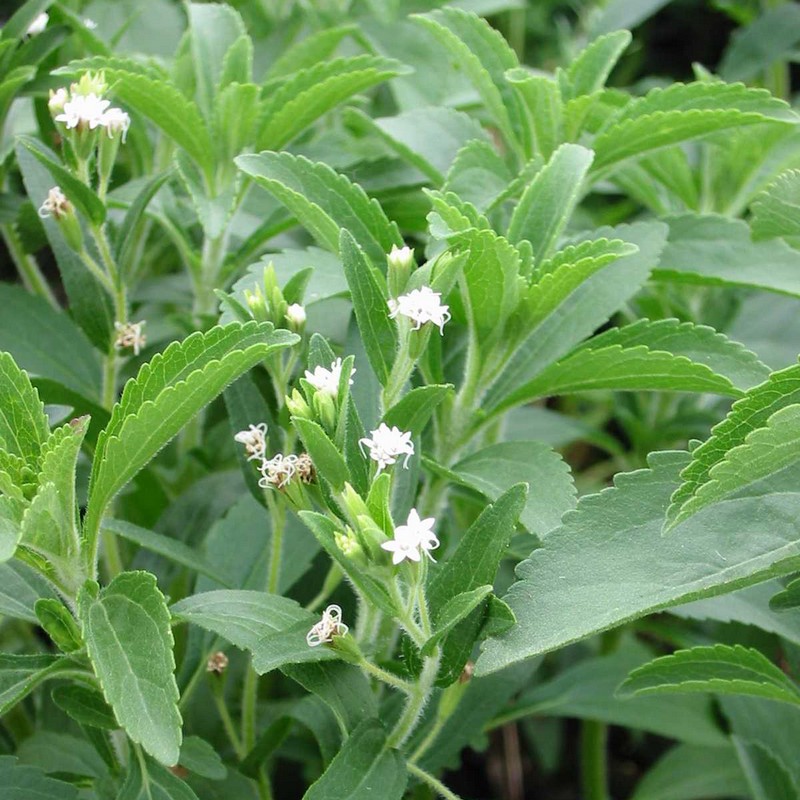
[304,562,343,612]
[359,657,414,694]
[388,653,439,747]
[407,763,464,800]
[581,720,609,800]
[212,679,244,758]
[241,660,259,752]
[100,530,124,581]
[265,492,285,595]
[1,224,58,308]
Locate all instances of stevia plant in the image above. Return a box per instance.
[3,1,800,798]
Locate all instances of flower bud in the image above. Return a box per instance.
[48,88,68,117]
[244,285,269,322]
[286,389,313,420]
[38,187,83,253]
[312,389,337,432]
[72,71,108,98]
[340,482,370,522]
[285,303,306,332]
[387,244,415,297]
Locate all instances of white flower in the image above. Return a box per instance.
[26,12,48,36]
[48,88,68,115]
[234,423,268,462]
[83,17,98,30]
[388,244,414,271]
[359,423,414,472]
[113,320,146,356]
[388,286,450,335]
[259,453,299,489]
[38,187,70,219]
[304,357,355,396]
[101,107,130,141]
[306,604,348,647]
[285,303,306,327]
[381,508,439,565]
[55,92,110,130]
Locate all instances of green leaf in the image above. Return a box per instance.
[483,220,667,414]
[563,30,631,99]
[348,106,489,185]
[670,403,800,530]
[118,750,200,800]
[211,82,259,166]
[187,2,245,116]
[505,70,562,161]
[0,351,49,468]
[771,577,800,611]
[173,583,340,676]
[19,419,87,589]
[178,736,226,780]
[257,55,403,151]
[0,653,72,716]
[0,756,79,800]
[421,585,493,657]
[339,229,397,386]
[452,227,521,346]
[514,238,638,336]
[733,738,799,800]
[103,518,231,586]
[592,82,796,172]
[303,719,406,800]
[719,3,800,82]
[176,150,237,239]
[0,283,102,401]
[0,66,35,131]
[293,418,351,493]
[87,68,213,178]
[382,385,452,437]
[411,8,524,156]
[443,139,515,210]
[0,560,55,622]
[476,450,800,675]
[502,642,726,747]
[619,644,800,706]
[631,743,749,800]
[656,213,800,297]
[235,152,402,268]
[35,598,82,652]
[450,441,576,537]
[495,335,742,412]
[751,169,800,241]
[84,322,298,558]
[578,318,770,392]
[428,484,527,685]
[51,684,117,730]
[79,571,182,766]
[666,362,800,530]
[507,143,594,262]
[266,25,354,78]
[17,135,106,225]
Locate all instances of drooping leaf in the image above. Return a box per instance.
[303,719,406,800]
[619,644,800,706]
[477,451,800,675]
[79,571,182,766]
[449,441,576,537]
[257,56,404,151]
[235,152,402,268]
[666,361,800,530]
[84,323,298,560]
[507,143,594,263]
[428,484,527,685]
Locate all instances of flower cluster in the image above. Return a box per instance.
[359,423,415,473]
[304,357,355,396]
[388,286,451,334]
[381,508,440,564]
[306,604,348,647]
[51,77,130,142]
[234,424,314,490]
[114,321,146,356]
[38,187,71,220]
